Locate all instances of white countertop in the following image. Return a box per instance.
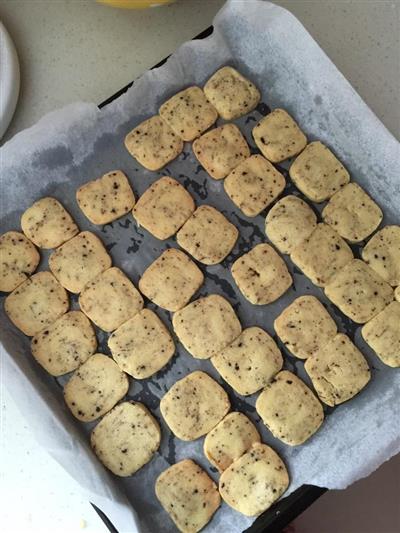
[1,1,399,532]
[1,0,399,143]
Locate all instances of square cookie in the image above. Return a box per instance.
[21,197,79,249]
[91,401,160,477]
[274,296,337,359]
[49,231,112,293]
[132,176,195,240]
[192,124,250,180]
[5,271,68,336]
[304,333,371,407]
[252,109,307,163]
[204,66,261,120]
[289,141,350,202]
[124,115,183,171]
[324,259,394,323]
[265,195,317,254]
[76,170,135,225]
[305,334,370,405]
[155,459,220,533]
[31,311,96,376]
[79,267,143,332]
[160,371,230,441]
[204,412,261,472]
[159,86,218,141]
[290,223,353,287]
[224,155,286,217]
[176,205,238,265]
[219,443,289,517]
[231,243,292,305]
[362,225,400,286]
[212,327,283,395]
[108,309,175,379]
[64,353,129,421]
[362,301,400,368]
[139,248,204,312]
[172,294,242,359]
[322,183,383,242]
[0,231,40,292]
[256,370,324,446]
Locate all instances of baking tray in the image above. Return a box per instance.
[93,25,326,533]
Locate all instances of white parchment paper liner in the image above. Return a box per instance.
[1,1,399,532]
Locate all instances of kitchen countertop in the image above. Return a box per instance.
[0,1,399,532]
[1,0,399,142]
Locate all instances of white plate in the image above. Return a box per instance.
[0,21,20,140]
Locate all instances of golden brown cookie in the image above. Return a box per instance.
[76,170,135,225]
[256,370,324,446]
[132,176,195,240]
[204,412,261,472]
[124,115,183,171]
[289,141,350,202]
[64,353,129,421]
[176,205,238,265]
[159,86,218,141]
[91,402,160,477]
[219,443,289,516]
[231,243,292,304]
[139,248,204,311]
[224,155,285,217]
[160,371,230,441]
[204,66,260,120]
[265,195,317,254]
[192,124,250,180]
[361,301,400,367]
[322,183,382,242]
[290,223,353,287]
[21,197,79,249]
[31,310,96,376]
[0,231,40,292]
[362,225,400,286]
[108,309,175,379]
[172,294,242,359]
[274,296,337,359]
[253,109,307,163]
[5,271,68,336]
[79,267,143,332]
[49,231,112,293]
[155,459,220,533]
[212,327,283,395]
[305,334,370,405]
[324,259,394,323]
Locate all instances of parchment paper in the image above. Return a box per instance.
[1,1,399,532]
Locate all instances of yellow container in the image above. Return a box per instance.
[98,0,175,8]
